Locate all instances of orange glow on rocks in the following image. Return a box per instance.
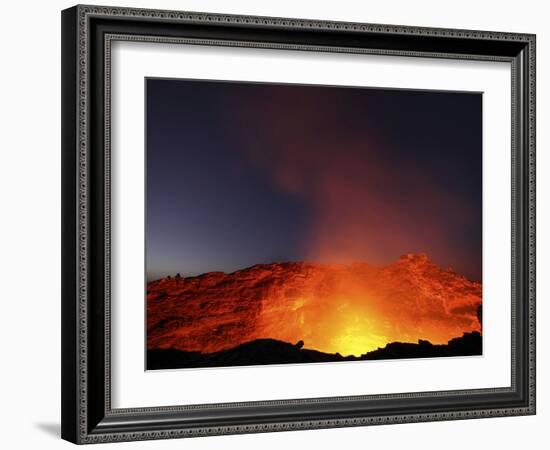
[147,253,481,357]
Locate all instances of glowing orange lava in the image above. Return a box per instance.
[147,254,481,357]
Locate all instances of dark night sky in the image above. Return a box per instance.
[146,78,482,281]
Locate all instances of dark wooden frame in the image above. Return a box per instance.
[61,4,536,444]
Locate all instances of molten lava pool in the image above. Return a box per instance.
[147,253,481,357]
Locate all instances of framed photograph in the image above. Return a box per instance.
[61,5,536,444]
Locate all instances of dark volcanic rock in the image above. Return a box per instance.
[362,331,482,360]
[147,332,482,370]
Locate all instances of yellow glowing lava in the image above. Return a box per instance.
[331,331,389,357]
[324,308,389,356]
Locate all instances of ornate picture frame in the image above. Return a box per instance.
[61,5,536,444]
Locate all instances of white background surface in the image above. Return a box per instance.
[112,42,511,408]
[0,0,546,449]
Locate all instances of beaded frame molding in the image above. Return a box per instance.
[61,4,536,444]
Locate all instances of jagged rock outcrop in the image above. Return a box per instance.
[147,332,482,370]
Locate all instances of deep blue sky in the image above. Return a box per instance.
[146,78,482,281]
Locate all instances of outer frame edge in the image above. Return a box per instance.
[61,5,81,445]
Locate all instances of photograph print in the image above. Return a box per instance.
[145,78,482,370]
